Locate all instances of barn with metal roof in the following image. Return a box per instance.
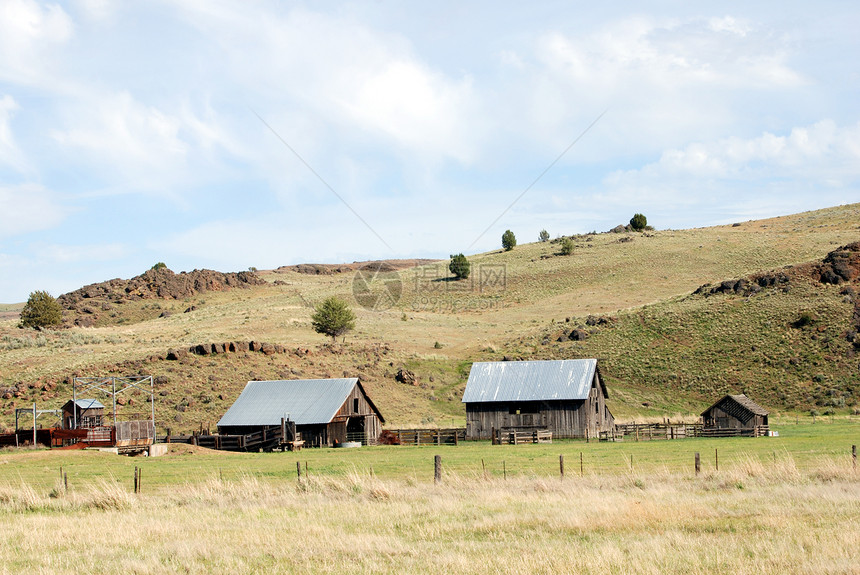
[462,359,613,440]
[217,378,384,447]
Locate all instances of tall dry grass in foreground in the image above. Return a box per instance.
[0,458,858,575]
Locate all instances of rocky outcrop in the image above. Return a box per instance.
[166,341,295,360]
[695,243,860,299]
[395,367,418,385]
[57,267,265,326]
[818,242,860,285]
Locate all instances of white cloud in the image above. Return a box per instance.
[598,120,860,226]
[33,242,127,264]
[617,120,860,181]
[0,183,68,238]
[175,4,485,166]
[51,91,193,197]
[0,95,28,172]
[0,0,74,86]
[521,15,807,158]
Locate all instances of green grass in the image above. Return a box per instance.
[2,420,857,493]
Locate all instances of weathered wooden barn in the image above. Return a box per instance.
[61,399,105,429]
[701,394,769,437]
[217,378,384,447]
[462,359,614,440]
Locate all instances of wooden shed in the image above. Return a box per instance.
[217,378,384,447]
[701,394,769,437]
[462,359,614,440]
[61,399,105,430]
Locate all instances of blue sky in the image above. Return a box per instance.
[1,1,859,303]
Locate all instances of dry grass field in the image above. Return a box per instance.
[1,203,859,429]
[1,421,858,574]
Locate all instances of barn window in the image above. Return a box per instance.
[353,398,359,413]
[509,403,539,415]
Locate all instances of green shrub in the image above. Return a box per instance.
[449,253,470,280]
[19,291,63,329]
[502,230,516,251]
[151,262,167,271]
[559,237,574,256]
[630,213,647,231]
[538,229,550,243]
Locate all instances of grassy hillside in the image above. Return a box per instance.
[1,203,859,432]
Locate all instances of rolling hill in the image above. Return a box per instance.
[1,203,859,432]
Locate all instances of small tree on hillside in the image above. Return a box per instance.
[19,291,63,329]
[559,237,575,256]
[538,229,550,243]
[151,262,167,271]
[629,213,647,231]
[311,296,356,342]
[449,253,470,280]
[502,230,517,251]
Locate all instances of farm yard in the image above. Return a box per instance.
[1,419,858,574]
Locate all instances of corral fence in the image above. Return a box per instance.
[610,422,703,441]
[701,425,770,438]
[163,425,286,452]
[388,428,466,446]
[608,423,770,441]
[491,427,553,445]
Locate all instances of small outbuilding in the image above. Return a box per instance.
[217,378,384,447]
[701,394,769,437]
[61,399,105,430]
[462,359,614,440]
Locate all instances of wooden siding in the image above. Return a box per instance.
[465,371,614,439]
[702,398,768,431]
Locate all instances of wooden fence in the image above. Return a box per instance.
[390,428,466,446]
[701,425,770,438]
[494,428,553,445]
[611,423,703,441]
[167,425,286,452]
[611,423,770,440]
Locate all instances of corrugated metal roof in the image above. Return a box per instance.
[461,359,598,403]
[73,399,105,409]
[217,379,359,427]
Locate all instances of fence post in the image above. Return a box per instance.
[503,460,507,480]
[853,445,857,471]
[481,458,486,479]
[64,472,68,492]
[491,426,495,446]
[434,455,442,484]
[134,466,138,494]
[296,461,302,479]
[695,452,701,476]
[715,448,719,472]
[559,454,565,479]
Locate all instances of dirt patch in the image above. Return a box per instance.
[165,444,234,457]
[0,311,20,322]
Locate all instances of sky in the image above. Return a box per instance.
[1,1,859,303]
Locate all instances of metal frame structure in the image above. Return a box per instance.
[14,404,61,446]
[72,376,154,430]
